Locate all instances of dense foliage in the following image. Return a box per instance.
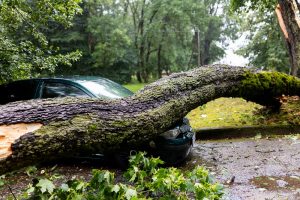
[236,11,289,72]
[52,0,239,83]
[1,0,294,84]
[230,0,290,72]
[0,0,82,83]
[0,0,237,84]
[230,0,277,12]
[5,153,223,199]
[230,0,300,77]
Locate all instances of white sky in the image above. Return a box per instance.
[215,34,249,66]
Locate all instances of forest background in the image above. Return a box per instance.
[0,0,294,84]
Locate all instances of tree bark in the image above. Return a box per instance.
[277,0,300,77]
[157,43,162,78]
[138,0,148,83]
[0,65,299,174]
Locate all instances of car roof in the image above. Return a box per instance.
[37,76,111,82]
[0,76,116,85]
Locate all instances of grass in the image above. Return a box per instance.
[124,83,300,129]
[186,97,263,128]
[187,96,300,129]
[123,83,146,93]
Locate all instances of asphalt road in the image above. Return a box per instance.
[185,135,300,200]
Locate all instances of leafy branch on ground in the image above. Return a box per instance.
[3,152,223,200]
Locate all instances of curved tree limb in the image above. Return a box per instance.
[0,65,299,174]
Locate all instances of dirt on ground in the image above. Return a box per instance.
[0,135,300,200]
[185,135,300,200]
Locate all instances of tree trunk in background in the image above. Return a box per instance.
[138,0,149,83]
[0,64,300,174]
[157,44,162,78]
[191,30,202,67]
[277,0,300,77]
[136,71,142,83]
[202,21,214,65]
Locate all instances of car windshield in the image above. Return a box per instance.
[78,79,133,99]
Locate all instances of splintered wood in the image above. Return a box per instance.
[0,123,42,159]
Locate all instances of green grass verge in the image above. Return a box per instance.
[186,96,300,129]
[186,97,262,128]
[123,83,146,92]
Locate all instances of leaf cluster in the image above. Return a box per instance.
[230,0,278,13]
[18,152,223,200]
[233,2,290,72]
[0,0,83,83]
[228,0,300,75]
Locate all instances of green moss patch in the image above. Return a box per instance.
[186,97,262,128]
[186,96,300,129]
[236,71,300,101]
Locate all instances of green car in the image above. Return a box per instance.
[0,76,195,165]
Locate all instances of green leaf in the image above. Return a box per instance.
[124,188,137,200]
[20,152,223,199]
[60,183,69,191]
[111,184,120,193]
[0,175,5,187]
[25,166,37,176]
[26,186,35,194]
[36,178,55,194]
[75,182,85,191]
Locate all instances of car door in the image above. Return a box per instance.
[39,80,91,99]
[0,80,40,104]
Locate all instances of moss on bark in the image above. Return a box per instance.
[233,71,300,107]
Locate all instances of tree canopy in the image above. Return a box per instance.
[230,0,300,77]
[1,0,299,83]
[0,0,82,83]
[0,0,238,84]
[236,8,290,72]
[230,0,277,12]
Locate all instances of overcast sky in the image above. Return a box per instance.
[215,34,249,66]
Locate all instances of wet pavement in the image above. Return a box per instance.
[184,135,300,200]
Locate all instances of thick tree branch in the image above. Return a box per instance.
[0,64,299,174]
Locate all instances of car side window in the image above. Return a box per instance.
[41,82,89,98]
[0,80,39,104]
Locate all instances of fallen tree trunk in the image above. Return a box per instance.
[0,65,299,174]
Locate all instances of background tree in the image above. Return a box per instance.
[0,0,239,84]
[230,0,300,77]
[47,1,93,76]
[125,0,236,82]
[236,10,290,72]
[86,0,133,83]
[189,0,236,67]
[0,0,82,83]
[51,0,237,83]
